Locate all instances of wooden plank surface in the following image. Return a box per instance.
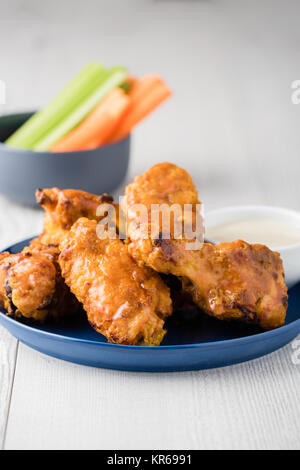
[0,196,42,448]
[3,340,300,450]
[0,327,18,450]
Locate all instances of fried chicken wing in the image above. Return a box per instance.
[0,248,50,321]
[59,218,172,345]
[123,162,201,243]
[156,239,287,329]
[36,187,117,245]
[29,241,81,320]
[0,241,80,322]
[0,187,115,322]
[123,163,288,329]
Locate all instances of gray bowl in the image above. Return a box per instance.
[0,112,130,206]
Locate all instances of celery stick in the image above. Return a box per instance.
[34,67,127,152]
[6,63,106,149]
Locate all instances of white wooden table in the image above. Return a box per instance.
[1,0,300,451]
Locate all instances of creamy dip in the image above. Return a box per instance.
[206,218,300,248]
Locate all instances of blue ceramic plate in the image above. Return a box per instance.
[0,239,300,372]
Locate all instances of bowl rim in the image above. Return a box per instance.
[205,204,300,252]
[0,110,130,156]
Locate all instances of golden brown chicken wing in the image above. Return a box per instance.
[0,250,55,321]
[0,242,75,321]
[59,218,172,345]
[0,187,115,322]
[26,241,80,321]
[154,239,287,329]
[36,187,117,245]
[123,162,288,330]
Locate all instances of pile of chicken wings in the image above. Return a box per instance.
[0,163,288,345]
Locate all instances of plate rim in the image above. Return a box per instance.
[1,307,299,351]
[1,237,299,351]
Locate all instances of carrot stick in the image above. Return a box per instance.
[126,74,164,104]
[106,77,171,143]
[51,88,130,152]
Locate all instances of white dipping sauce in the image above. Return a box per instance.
[206,218,300,248]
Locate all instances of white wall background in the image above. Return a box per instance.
[1,0,300,210]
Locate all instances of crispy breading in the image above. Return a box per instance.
[123,162,288,329]
[0,247,56,321]
[0,187,117,322]
[59,218,172,345]
[0,241,80,322]
[36,187,117,245]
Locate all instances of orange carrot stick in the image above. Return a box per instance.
[126,74,165,105]
[106,76,171,143]
[51,88,130,152]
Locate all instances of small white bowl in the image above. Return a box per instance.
[205,205,300,288]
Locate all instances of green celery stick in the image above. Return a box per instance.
[34,67,127,151]
[6,63,106,149]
